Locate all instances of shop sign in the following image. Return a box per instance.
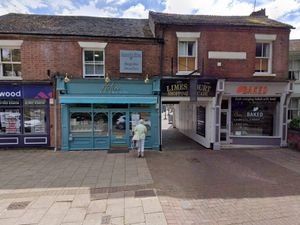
[120,50,142,73]
[0,85,52,99]
[236,85,268,95]
[100,82,121,94]
[161,79,217,97]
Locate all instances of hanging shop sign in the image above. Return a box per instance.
[161,79,217,97]
[120,50,142,73]
[0,85,52,99]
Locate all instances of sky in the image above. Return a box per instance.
[0,0,300,39]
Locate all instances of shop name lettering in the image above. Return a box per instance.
[236,85,268,95]
[0,90,21,97]
[166,83,212,96]
[100,83,121,94]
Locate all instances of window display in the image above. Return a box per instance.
[231,97,279,136]
[70,112,92,134]
[24,108,46,134]
[0,109,21,134]
[94,112,108,136]
[130,112,151,133]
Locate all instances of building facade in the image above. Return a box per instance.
[0,10,292,150]
[150,10,293,149]
[289,40,300,120]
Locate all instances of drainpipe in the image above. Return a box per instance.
[158,26,165,151]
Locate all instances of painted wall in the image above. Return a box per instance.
[174,100,213,148]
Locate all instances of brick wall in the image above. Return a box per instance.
[14,36,160,80]
[161,26,290,80]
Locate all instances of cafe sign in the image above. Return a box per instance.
[161,79,217,97]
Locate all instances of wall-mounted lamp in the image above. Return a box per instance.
[64,73,70,83]
[105,73,110,83]
[144,74,150,84]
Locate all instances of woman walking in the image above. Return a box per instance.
[134,119,147,158]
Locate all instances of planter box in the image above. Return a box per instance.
[288,128,300,150]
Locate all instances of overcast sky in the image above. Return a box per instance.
[0,0,299,39]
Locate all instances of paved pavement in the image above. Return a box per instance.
[0,146,300,224]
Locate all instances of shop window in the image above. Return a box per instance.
[83,50,104,78]
[0,109,21,134]
[24,108,46,134]
[94,112,108,136]
[24,99,47,134]
[178,41,197,73]
[70,112,92,135]
[231,97,279,136]
[288,98,300,120]
[0,48,22,79]
[130,112,151,134]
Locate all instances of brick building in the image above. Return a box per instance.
[0,10,293,150]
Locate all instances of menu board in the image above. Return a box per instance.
[196,106,205,137]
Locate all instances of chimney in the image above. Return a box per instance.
[250,8,267,17]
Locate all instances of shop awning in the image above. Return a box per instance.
[59,95,158,104]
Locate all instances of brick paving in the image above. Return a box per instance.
[0,147,300,225]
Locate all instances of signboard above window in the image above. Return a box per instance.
[120,50,142,73]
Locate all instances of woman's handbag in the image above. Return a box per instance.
[132,133,140,141]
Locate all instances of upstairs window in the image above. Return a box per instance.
[83,50,104,77]
[178,41,196,72]
[255,42,271,73]
[254,34,276,76]
[176,32,200,75]
[0,48,22,79]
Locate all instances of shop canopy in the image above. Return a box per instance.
[59,95,158,104]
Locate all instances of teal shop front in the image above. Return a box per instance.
[57,78,160,151]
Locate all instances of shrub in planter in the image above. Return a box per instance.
[289,117,300,130]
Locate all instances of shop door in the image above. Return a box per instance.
[220,110,229,143]
[110,111,128,147]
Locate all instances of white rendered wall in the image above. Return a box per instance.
[175,101,213,148]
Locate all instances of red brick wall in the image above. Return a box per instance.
[15,37,160,80]
[161,26,290,80]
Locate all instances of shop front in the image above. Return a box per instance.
[160,77,218,148]
[221,81,293,147]
[57,79,160,151]
[0,83,52,147]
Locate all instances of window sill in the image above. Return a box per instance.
[0,77,22,80]
[253,73,276,77]
[176,72,201,76]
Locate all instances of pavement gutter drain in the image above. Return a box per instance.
[7,201,31,210]
[101,215,111,224]
[134,189,156,198]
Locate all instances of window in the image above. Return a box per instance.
[231,97,280,136]
[24,99,47,134]
[176,32,200,75]
[288,98,300,120]
[70,112,92,135]
[0,109,21,134]
[255,42,271,73]
[178,41,196,73]
[0,48,22,79]
[83,50,104,77]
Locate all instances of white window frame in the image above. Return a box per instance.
[82,49,105,78]
[288,98,300,120]
[78,42,107,78]
[254,34,276,77]
[0,40,23,80]
[176,32,200,75]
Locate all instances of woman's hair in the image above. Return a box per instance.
[139,119,144,124]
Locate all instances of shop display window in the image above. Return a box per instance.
[130,112,151,134]
[94,112,108,136]
[231,97,279,136]
[70,112,92,134]
[24,108,46,134]
[0,109,21,134]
